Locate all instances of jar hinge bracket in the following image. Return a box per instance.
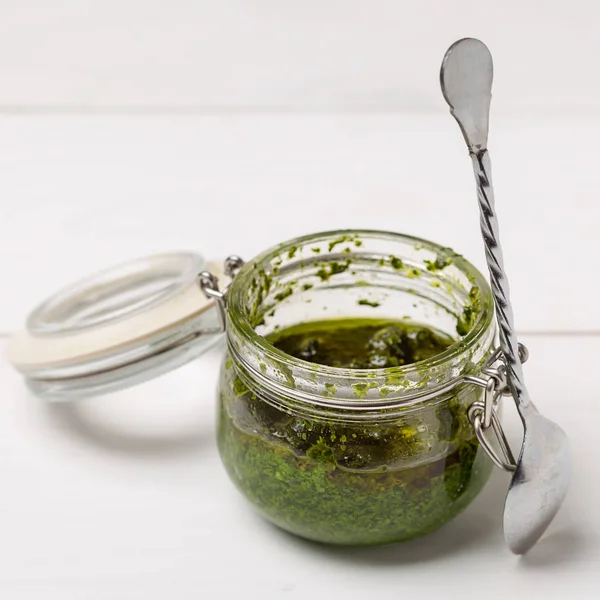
[197,255,245,333]
[465,343,529,473]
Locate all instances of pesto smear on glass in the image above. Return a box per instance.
[218,317,492,545]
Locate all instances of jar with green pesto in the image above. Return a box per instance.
[6,228,499,547]
[217,230,496,545]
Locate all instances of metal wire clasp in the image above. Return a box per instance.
[197,255,245,332]
[466,343,529,473]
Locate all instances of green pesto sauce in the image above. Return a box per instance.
[217,319,491,546]
[268,318,453,369]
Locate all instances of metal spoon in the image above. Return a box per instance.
[440,38,571,554]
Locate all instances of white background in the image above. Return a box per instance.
[0,2,598,599]
[2,0,600,112]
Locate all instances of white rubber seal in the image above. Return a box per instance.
[6,252,227,374]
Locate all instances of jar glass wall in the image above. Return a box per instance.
[217,230,496,545]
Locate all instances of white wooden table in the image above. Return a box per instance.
[0,114,598,599]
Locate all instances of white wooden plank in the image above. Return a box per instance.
[0,113,596,333]
[1,0,600,110]
[0,334,595,599]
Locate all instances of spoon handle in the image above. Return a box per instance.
[470,149,531,411]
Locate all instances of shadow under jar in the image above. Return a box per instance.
[217,230,497,546]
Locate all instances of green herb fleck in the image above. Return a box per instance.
[456,286,481,336]
[425,255,452,272]
[352,382,369,398]
[274,287,294,302]
[316,260,351,281]
[389,256,404,270]
[328,235,351,252]
[358,299,380,308]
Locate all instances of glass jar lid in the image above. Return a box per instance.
[6,252,227,401]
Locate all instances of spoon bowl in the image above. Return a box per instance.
[504,408,571,554]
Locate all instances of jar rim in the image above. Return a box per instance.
[228,229,494,390]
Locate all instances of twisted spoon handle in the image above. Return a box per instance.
[470,149,531,411]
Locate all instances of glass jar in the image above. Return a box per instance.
[7,228,503,547]
[216,230,496,545]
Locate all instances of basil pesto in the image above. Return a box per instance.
[217,318,492,545]
[268,318,453,369]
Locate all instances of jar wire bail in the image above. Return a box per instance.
[198,255,245,332]
[465,344,529,472]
